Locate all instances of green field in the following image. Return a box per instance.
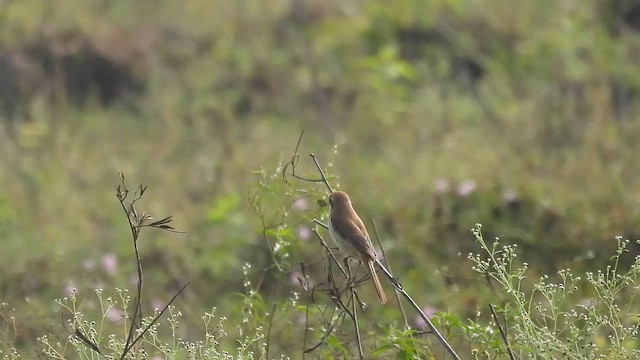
[2,0,640,358]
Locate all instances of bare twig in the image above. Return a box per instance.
[316,216,460,359]
[310,154,332,193]
[282,130,305,185]
[304,323,336,354]
[115,174,147,358]
[70,173,189,359]
[302,291,310,360]
[347,262,365,360]
[302,257,342,355]
[374,258,460,360]
[372,218,411,332]
[490,303,516,360]
[122,281,190,356]
[266,303,277,360]
[61,313,105,357]
[312,225,349,280]
[281,131,332,192]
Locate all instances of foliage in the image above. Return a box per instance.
[37,288,271,360]
[2,0,640,358]
[467,224,640,359]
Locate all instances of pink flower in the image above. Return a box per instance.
[293,198,308,211]
[297,226,311,241]
[106,307,124,323]
[101,253,118,275]
[414,306,438,328]
[457,180,477,197]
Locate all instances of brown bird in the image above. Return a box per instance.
[328,191,387,304]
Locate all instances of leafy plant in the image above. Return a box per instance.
[468,224,640,359]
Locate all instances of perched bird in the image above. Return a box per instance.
[328,191,387,304]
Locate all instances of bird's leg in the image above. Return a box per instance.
[354,260,364,278]
[343,257,356,288]
[343,257,351,283]
[345,259,364,286]
[341,257,367,310]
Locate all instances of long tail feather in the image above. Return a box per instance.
[368,260,387,304]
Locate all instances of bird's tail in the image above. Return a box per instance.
[367,260,387,304]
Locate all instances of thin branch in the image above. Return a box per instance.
[302,296,309,360]
[122,281,190,356]
[282,132,332,185]
[490,303,516,360]
[310,154,332,193]
[114,173,188,360]
[303,259,341,355]
[374,258,461,360]
[70,174,188,359]
[266,303,277,360]
[304,323,336,354]
[371,218,411,332]
[311,227,388,359]
[347,262,365,360]
[282,130,304,185]
[61,312,105,357]
[280,132,333,192]
[314,218,459,358]
[118,183,145,359]
[312,226,354,287]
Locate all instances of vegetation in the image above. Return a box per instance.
[2,0,640,358]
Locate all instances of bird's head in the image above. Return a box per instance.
[329,191,352,211]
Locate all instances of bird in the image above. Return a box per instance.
[328,191,387,304]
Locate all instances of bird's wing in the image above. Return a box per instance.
[352,215,370,241]
[330,214,377,260]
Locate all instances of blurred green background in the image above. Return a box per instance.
[2,0,640,357]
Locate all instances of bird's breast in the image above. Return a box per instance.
[328,217,359,258]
